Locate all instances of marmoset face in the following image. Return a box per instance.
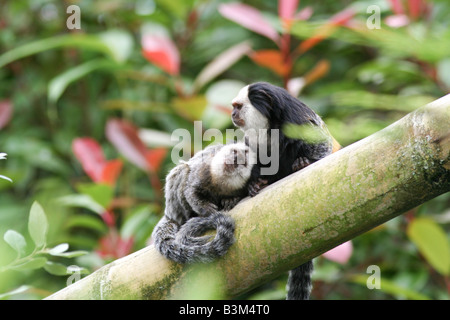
[210,143,256,191]
[231,85,269,132]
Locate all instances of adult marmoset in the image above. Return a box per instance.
[232,82,340,192]
[152,142,255,264]
[231,82,340,300]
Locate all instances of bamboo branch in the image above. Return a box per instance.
[46,94,450,300]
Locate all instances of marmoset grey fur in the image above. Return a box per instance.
[152,142,255,264]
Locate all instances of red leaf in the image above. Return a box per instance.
[303,59,330,85]
[145,148,167,173]
[250,50,291,77]
[97,235,114,259]
[279,0,299,20]
[72,138,123,185]
[0,100,13,129]
[97,231,134,259]
[101,160,124,187]
[297,8,355,54]
[297,35,326,54]
[106,119,150,171]
[101,210,116,227]
[141,34,180,75]
[388,0,405,15]
[408,0,422,19]
[72,138,107,183]
[219,3,279,44]
[106,119,167,173]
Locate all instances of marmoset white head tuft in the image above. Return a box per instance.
[210,143,256,192]
[231,85,269,132]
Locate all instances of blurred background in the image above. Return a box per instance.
[0,0,449,299]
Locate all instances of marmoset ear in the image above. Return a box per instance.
[247,82,277,118]
[257,89,274,107]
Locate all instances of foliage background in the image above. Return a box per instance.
[0,0,449,299]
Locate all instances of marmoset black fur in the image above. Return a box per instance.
[231,82,340,300]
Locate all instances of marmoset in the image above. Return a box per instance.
[152,142,255,264]
[231,82,340,300]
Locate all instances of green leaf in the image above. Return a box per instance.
[2,137,71,175]
[76,183,114,209]
[98,29,134,63]
[407,218,450,276]
[331,91,434,112]
[44,261,70,276]
[282,123,330,144]
[45,243,88,258]
[3,230,27,256]
[0,285,30,300]
[154,0,195,19]
[0,34,114,69]
[28,201,48,248]
[58,194,105,215]
[350,275,430,300]
[291,20,450,63]
[120,205,157,240]
[11,257,47,271]
[66,215,108,233]
[51,250,88,258]
[0,175,12,182]
[437,58,450,89]
[172,95,208,121]
[48,243,69,256]
[67,265,90,275]
[48,59,121,104]
[202,80,245,130]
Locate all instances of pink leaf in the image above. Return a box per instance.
[330,8,355,26]
[141,34,180,75]
[279,0,299,20]
[106,119,150,172]
[287,77,306,97]
[322,241,353,264]
[385,14,410,28]
[219,3,279,44]
[117,236,134,258]
[295,6,313,21]
[0,100,13,130]
[194,41,252,90]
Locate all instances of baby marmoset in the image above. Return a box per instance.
[152,142,255,264]
[231,82,340,300]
